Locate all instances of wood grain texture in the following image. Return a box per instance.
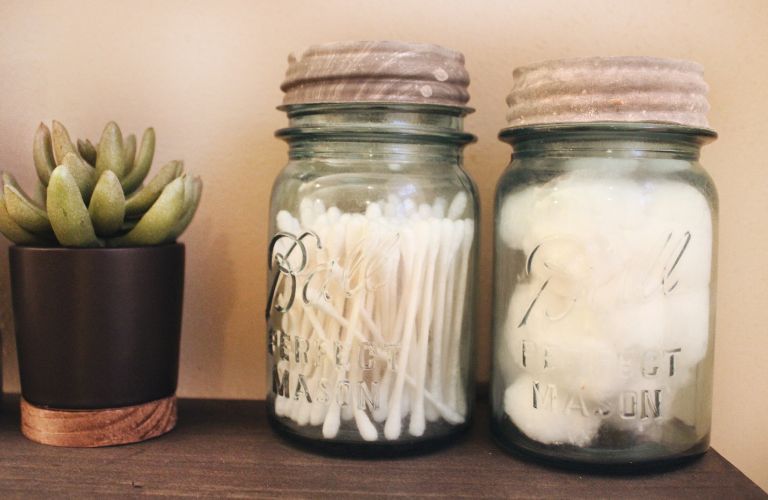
[0,396,763,498]
[20,395,177,447]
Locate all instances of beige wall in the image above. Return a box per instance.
[0,0,766,489]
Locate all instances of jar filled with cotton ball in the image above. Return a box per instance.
[491,56,718,466]
[267,41,478,453]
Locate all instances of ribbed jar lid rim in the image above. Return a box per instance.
[505,56,712,130]
[281,40,471,108]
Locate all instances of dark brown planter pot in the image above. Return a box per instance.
[9,243,185,446]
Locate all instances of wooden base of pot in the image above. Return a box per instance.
[20,395,177,447]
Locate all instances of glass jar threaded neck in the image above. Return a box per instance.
[499,122,716,160]
[277,103,476,162]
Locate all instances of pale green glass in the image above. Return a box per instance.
[491,123,718,467]
[267,104,478,453]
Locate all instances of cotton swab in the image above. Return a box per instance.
[409,221,441,437]
[268,192,474,442]
[384,223,429,440]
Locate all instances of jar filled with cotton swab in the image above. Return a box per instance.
[491,57,719,467]
[267,41,478,453]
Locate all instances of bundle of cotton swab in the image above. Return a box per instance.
[498,165,713,447]
[269,192,474,442]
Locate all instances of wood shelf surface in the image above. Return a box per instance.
[0,396,764,498]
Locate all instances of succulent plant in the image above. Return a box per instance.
[0,121,202,247]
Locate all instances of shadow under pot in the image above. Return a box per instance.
[10,243,184,447]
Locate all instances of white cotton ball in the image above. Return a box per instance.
[504,285,626,405]
[643,180,712,232]
[548,334,627,404]
[499,168,711,287]
[499,168,714,448]
[501,281,534,380]
[602,296,667,353]
[504,375,601,447]
[662,288,712,385]
[526,236,591,293]
[561,158,641,178]
[530,173,642,234]
[498,186,539,249]
[539,317,625,402]
[529,178,647,286]
[641,182,713,291]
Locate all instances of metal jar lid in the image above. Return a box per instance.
[505,56,711,129]
[281,40,470,107]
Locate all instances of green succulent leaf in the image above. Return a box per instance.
[95,121,127,179]
[51,121,79,166]
[33,179,47,206]
[4,184,52,234]
[47,166,100,247]
[0,120,200,248]
[121,127,155,194]
[61,152,97,202]
[0,172,46,210]
[123,133,136,172]
[166,175,202,242]
[120,219,138,232]
[77,138,97,165]
[2,171,48,211]
[110,176,185,246]
[89,170,125,237]
[0,193,47,245]
[124,160,182,217]
[33,123,56,186]
[2,172,24,197]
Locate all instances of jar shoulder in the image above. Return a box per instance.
[270,158,479,221]
[495,156,718,214]
[272,160,476,193]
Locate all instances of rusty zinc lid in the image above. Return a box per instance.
[505,56,711,129]
[281,40,470,107]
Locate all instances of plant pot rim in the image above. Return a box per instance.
[11,242,184,255]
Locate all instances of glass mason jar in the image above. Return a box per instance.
[491,57,718,466]
[267,41,478,453]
